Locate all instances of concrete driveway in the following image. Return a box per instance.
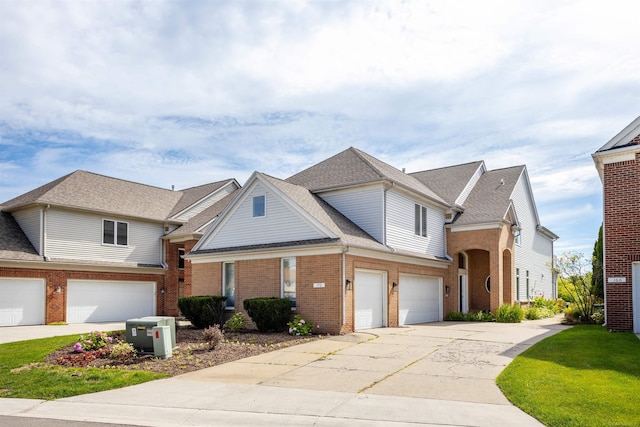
[1,317,568,426]
[0,322,126,344]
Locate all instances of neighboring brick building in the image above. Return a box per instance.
[593,116,640,333]
[188,148,557,334]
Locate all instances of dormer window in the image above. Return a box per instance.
[103,219,128,246]
[253,195,265,217]
[414,204,427,237]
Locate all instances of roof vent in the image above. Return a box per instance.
[171,185,175,191]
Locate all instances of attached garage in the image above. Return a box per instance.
[66,280,156,323]
[399,274,442,325]
[354,269,387,330]
[0,278,46,326]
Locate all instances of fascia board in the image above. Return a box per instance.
[448,222,507,232]
[346,246,450,269]
[188,245,344,263]
[170,179,239,220]
[596,116,640,152]
[0,259,166,274]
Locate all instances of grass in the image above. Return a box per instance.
[497,325,640,427]
[0,334,166,400]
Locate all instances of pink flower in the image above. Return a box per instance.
[73,343,83,353]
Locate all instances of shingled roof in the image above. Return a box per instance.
[0,210,41,261]
[452,166,525,226]
[1,171,184,222]
[168,179,236,218]
[410,161,484,205]
[167,190,239,237]
[286,147,448,207]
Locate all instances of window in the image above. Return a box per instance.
[516,268,520,301]
[178,248,185,270]
[223,262,235,309]
[282,257,296,308]
[103,219,128,246]
[515,231,522,246]
[253,195,265,217]
[414,204,427,237]
[526,270,530,300]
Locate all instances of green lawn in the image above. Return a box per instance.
[497,325,640,427]
[0,334,165,400]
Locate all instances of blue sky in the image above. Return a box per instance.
[1,0,638,256]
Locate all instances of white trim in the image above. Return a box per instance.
[449,222,506,232]
[170,180,239,220]
[347,247,450,269]
[633,262,640,334]
[596,116,640,152]
[189,245,344,263]
[0,260,166,274]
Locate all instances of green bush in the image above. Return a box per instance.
[496,304,524,323]
[223,312,247,332]
[109,341,136,361]
[287,315,313,336]
[532,297,563,314]
[446,311,467,321]
[243,297,292,332]
[178,295,227,329]
[525,306,556,320]
[446,310,494,322]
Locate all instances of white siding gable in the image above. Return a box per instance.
[173,182,238,221]
[199,181,327,250]
[45,208,164,264]
[319,185,384,242]
[12,207,42,254]
[512,174,554,300]
[386,188,446,257]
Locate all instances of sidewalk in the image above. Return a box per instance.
[0,318,567,426]
[0,322,126,344]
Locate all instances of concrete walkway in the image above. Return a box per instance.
[0,317,569,426]
[0,322,126,344]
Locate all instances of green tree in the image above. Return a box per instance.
[592,224,604,299]
[551,251,596,322]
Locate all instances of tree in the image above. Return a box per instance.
[551,251,596,322]
[592,224,604,299]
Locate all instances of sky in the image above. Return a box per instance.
[1,0,638,256]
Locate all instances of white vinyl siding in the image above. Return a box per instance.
[45,208,164,264]
[202,183,325,249]
[12,207,42,254]
[320,185,384,243]
[512,176,555,300]
[386,189,446,257]
[173,183,238,221]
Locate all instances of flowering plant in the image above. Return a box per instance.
[287,315,313,336]
[75,331,113,352]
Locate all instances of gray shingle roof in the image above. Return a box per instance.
[452,166,524,226]
[167,190,239,237]
[168,180,235,218]
[0,210,41,261]
[286,147,448,207]
[1,170,184,222]
[410,161,484,205]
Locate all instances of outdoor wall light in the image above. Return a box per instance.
[345,279,352,290]
[55,286,62,293]
[445,285,450,297]
[392,282,398,292]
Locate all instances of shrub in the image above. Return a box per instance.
[223,312,247,332]
[178,296,227,329]
[77,331,113,352]
[202,324,224,350]
[288,315,313,336]
[446,311,466,321]
[525,307,556,320]
[496,304,524,323]
[243,297,292,332]
[446,310,494,322]
[591,309,604,325]
[563,304,580,323]
[532,297,563,314]
[109,341,137,361]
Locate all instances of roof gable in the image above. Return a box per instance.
[169,179,239,219]
[595,116,640,153]
[286,147,448,207]
[166,190,239,239]
[410,161,485,206]
[0,211,41,261]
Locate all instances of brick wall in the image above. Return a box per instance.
[0,266,165,324]
[603,152,640,331]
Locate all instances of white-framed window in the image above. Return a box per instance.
[253,195,266,217]
[414,204,427,237]
[178,248,185,270]
[516,268,520,301]
[103,219,128,246]
[282,257,296,308]
[526,270,530,300]
[515,231,522,246]
[223,262,235,309]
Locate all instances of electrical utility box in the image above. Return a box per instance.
[125,316,177,353]
[152,325,172,359]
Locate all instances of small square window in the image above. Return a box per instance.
[253,195,265,217]
[178,248,185,270]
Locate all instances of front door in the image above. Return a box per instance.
[459,272,469,313]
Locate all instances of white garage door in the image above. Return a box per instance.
[355,270,387,330]
[0,278,45,326]
[67,280,155,323]
[399,274,441,325]
[633,263,640,334]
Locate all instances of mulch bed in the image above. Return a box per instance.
[45,327,320,377]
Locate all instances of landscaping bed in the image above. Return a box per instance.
[45,327,320,377]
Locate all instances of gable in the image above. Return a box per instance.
[196,179,330,251]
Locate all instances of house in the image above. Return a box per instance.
[592,116,640,333]
[0,170,239,326]
[188,147,557,334]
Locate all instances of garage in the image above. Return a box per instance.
[66,280,156,323]
[0,278,45,326]
[399,274,442,325]
[354,269,387,330]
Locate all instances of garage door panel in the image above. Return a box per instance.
[67,280,155,323]
[355,270,386,330]
[399,275,441,325]
[0,278,45,326]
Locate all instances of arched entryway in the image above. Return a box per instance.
[466,249,491,312]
